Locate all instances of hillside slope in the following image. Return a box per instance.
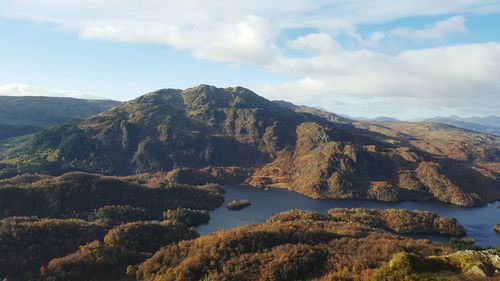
[0,86,303,176]
[0,96,119,140]
[1,85,498,206]
[3,209,481,281]
[134,210,469,281]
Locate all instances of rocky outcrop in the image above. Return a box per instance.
[415,161,484,206]
[248,121,490,206]
[372,249,500,280]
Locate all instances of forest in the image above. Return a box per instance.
[2,199,497,281]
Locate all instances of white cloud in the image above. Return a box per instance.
[78,15,278,64]
[0,83,108,100]
[390,16,467,40]
[0,0,283,64]
[287,33,342,53]
[0,1,499,117]
[0,0,497,63]
[256,42,500,117]
[320,20,386,47]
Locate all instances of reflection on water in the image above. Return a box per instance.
[198,185,500,247]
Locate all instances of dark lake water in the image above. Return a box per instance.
[198,185,500,247]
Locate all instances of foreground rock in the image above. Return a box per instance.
[371,249,500,280]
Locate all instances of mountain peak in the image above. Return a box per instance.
[186,84,219,92]
[181,84,272,110]
[138,88,181,100]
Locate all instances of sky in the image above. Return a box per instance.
[0,1,499,119]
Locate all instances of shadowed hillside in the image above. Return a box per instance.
[0,172,223,219]
[0,96,119,140]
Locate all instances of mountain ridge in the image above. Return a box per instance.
[424,115,500,136]
[1,85,498,207]
[0,96,120,140]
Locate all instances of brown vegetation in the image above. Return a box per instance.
[248,120,498,207]
[327,208,466,236]
[163,207,210,227]
[0,217,104,280]
[0,172,223,219]
[0,208,482,281]
[41,221,198,281]
[134,209,451,281]
[371,249,500,280]
[89,205,155,225]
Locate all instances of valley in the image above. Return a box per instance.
[0,85,499,280]
[198,185,500,247]
[3,2,500,280]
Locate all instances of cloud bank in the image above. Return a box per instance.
[390,16,467,40]
[0,83,108,100]
[0,0,499,117]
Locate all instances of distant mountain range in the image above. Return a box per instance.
[1,85,498,207]
[0,96,119,140]
[424,115,500,136]
[344,114,500,136]
[340,115,401,122]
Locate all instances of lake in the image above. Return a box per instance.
[198,185,500,247]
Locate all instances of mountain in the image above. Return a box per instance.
[1,85,499,207]
[0,96,120,140]
[425,115,500,136]
[1,85,302,176]
[347,114,500,136]
[336,115,400,122]
[370,116,401,122]
[273,100,352,125]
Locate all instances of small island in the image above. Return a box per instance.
[226,199,251,210]
[495,224,500,233]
